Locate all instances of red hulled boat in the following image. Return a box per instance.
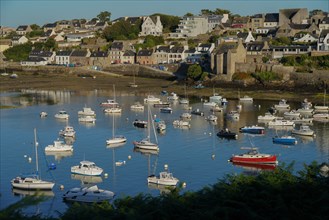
[230,148,278,164]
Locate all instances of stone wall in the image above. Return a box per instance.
[290,71,329,87]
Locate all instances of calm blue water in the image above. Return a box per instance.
[1,90,328,217]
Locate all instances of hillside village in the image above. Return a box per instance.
[0,8,329,82]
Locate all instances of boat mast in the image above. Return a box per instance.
[34,128,39,179]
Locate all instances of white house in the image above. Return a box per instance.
[66,33,94,42]
[11,35,28,46]
[21,57,48,66]
[237,31,255,43]
[139,16,163,36]
[55,50,72,65]
[170,16,209,38]
[293,33,318,43]
[317,30,329,51]
[264,13,279,28]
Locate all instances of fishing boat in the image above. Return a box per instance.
[78,115,96,123]
[62,185,115,203]
[59,125,76,138]
[239,125,265,134]
[130,102,144,111]
[45,139,73,152]
[217,129,238,140]
[54,110,69,120]
[191,109,204,116]
[156,120,166,132]
[274,99,290,110]
[133,104,159,151]
[229,148,278,164]
[160,107,173,113]
[71,161,103,176]
[147,171,179,186]
[283,110,301,118]
[11,128,55,190]
[78,107,96,117]
[133,119,148,128]
[272,135,297,145]
[291,125,315,136]
[106,110,127,145]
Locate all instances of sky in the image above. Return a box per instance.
[1,0,328,28]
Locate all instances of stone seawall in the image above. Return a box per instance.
[290,71,329,87]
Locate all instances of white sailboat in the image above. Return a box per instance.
[106,110,127,145]
[314,89,328,111]
[133,104,159,151]
[104,85,122,113]
[129,72,138,88]
[11,128,55,190]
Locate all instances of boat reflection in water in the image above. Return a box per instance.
[147,182,175,194]
[71,174,103,185]
[45,151,73,161]
[231,161,277,172]
[133,147,159,156]
[12,188,55,197]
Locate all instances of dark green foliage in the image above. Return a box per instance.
[97,11,111,22]
[3,43,33,61]
[280,55,329,69]
[184,12,194,17]
[151,13,180,33]
[208,35,220,43]
[2,162,329,219]
[30,24,41,31]
[26,30,44,38]
[187,64,202,80]
[134,35,164,50]
[251,71,282,86]
[102,20,142,41]
[270,37,292,46]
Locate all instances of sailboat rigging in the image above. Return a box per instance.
[11,128,55,190]
[106,112,127,145]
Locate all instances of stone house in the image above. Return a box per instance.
[249,14,264,31]
[43,23,58,32]
[317,30,329,51]
[0,26,15,37]
[89,51,110,66]
[245,41,271,63]
[153,45,170,64]
[108,41,125,64]
[139,16,163,36]
[122,50,136,64]
[237,31,255,43]
[20,57,48,66]
[16,25,32,35]
[57,20,71,30]
[276,23,319,38]
[168,46,185,63]
[170,16,209,38]
[319,17,329,32]
[55,50,72,65]
[70,50,91,66]
[264,13,279,28]
[208,15,223,32]
[211,39,247,79]
[279,8,308,26]
[11,35,28,46]
[271,45,311,59]
[93,22,109,31]
[231,16,249,29]
[136,49,154,64]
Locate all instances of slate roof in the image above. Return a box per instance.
[265,13,279,22]
[71,50,88,57]
[123,50,135,56]
[16,25,28,31]
[56,51,72,56]
[111,42,124,50]
[215,43,238,54]
[321,17,329,24]
[30,50,53,57]
[281,9,299,20]
[237,32,249,39]
[170,46,184,53]
[155,46,170,53]
[43,23,57,28]
[90,51,108,57]
[320,29,329,38]
[184,48,196,53]
[289,23,311,30]
[42,30,53,37]
[251,14,263,19]
[25,57,47,62]
[12,35,24,40]
[137,49,153,56]
[245,42,265,51]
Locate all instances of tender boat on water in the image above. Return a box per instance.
[133,119,148,128]
[272,135,297,145]
[130,103,144,111]
[226,111,240,120]
[239,125,265,134]
[180,112,192,119]
[104,107,122,113]
[191,109,204,116]
[45,140,73,152]
[54,110,69,120]
[257,112,277,121]
[217,129,238,140]
[230,148,278,164]
[156,121,166,132]
[205,114,218,122]
[147,171,179,186]
[71,161,103,176]
[62,185,115,203]
[160,107,173,113]
[291,125,315,136]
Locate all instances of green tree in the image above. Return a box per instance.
[30,24,41,30]
[102,19,141,41]
[200,9,213,15]
[44,38,56,50]
[151,13,180,33]
[3,43,32,61]
[187,64,202,80]
[97,11,111,22]
[184,12,194,17]
[214,8,231,15]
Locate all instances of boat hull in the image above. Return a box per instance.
[272,137,297,145]
[11,177,55,190]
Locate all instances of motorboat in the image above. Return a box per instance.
[291,117,313,125]
[45,140,73,152]
[173,120,191,127]
[59,125,76,138]
[203,101,218,107]
[209,93,222,104]
[11,128,55,190]
[297,106,314,114]
[268,119,295,127]
[291,125,315,136]
[133,119,148,128]
[179,98,189,105]
[144,95,161,103]
[226,111,240,120]
[160,107,173,113]
[283,110,301,118]
[239,95,253,102]
[274,99,290,110]
[130,102,144,111]
[312,113,329,121]
[104,107,122,113]
[180,112,192,119]
[301,98,312,108]
[71,161,103,176]
[54,110,69,120]
[205,114,218,122]
[78,116,96,123]
[191,109,204,116]
[229,148,278,164]
[272,135,297,145]
[217,129,238,140]
[167,92,179,101]
[239,125,265,134]
[78,107,96,117]
[156,121,166,132]
[62,185,115,203]
[40,111,48,118]
[147,171,179,186]
[257,112,277,121]
[210,105,223,112]
[100,99,119,107]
